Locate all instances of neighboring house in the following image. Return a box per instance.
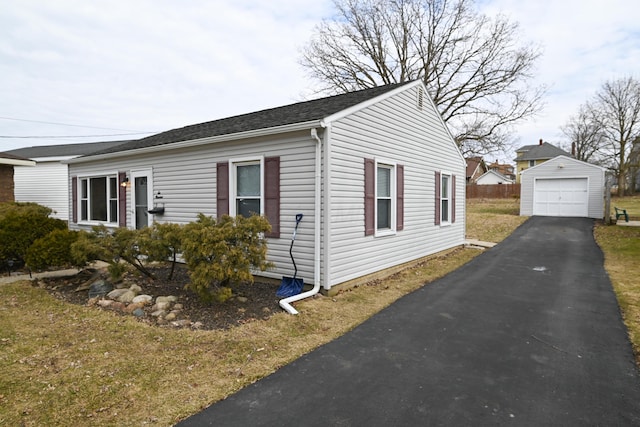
[520,155,605,219]
[476,169,515,185]
[6,141,127,220]
[66,81,466,294]
[514,140,571,183]
[465,157,488,184]
[487,161,516,181]
[0,152,35,203]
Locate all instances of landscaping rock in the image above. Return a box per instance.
[152,301,171,311]
[124,303,144,313]
[117,290,137,303]
[107,288,129,300]
[97,300,113,308]
[156,295,178,304]
[129,284,143,294]
[237,296,248,303]
[171,319,191,328]
[132,294,153,304]
[88,280,113,298]
[151,310,167,318]
[132,308,145,318]
[165,312,177,321]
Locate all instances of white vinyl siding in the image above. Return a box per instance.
[68,132,317,284]
[14,161,70,220]
[520,156,605,219]
[326,85,465,288]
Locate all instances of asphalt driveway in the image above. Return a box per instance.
[178,217,640,426]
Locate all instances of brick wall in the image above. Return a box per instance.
[0,165,15,202]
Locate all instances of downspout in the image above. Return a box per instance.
[279,128,323,314]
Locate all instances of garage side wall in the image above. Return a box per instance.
[520,156,605,219]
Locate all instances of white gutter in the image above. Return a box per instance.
[279,127,323,314]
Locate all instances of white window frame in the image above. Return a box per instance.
[375,159,396,237]
[77,171,120,226]
[440,171,452,226]
[229,156,264,217]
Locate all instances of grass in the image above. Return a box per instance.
[466,197,528,242]
[594,200,640,360]
[610,194,640,220]
[2,197,638,426]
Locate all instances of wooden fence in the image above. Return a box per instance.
[466,183,521,199]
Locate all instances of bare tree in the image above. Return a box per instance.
[300,0,545,156]
[560,104,607,164]
[590,77,640,196]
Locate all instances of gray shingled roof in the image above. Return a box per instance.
[5,140,129,159]
[515,142,571,161]
[85,82,412,157]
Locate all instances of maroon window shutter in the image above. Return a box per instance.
[217,162,229,219]
[396,164,404,231]
[364,158,375,236]
[71,176,77,223]
[264,156,280,238]
[451,174,456,223]
[434,171,441,225]
[118,172,127,227]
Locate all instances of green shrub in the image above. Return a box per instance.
[0,202,66,265]
[181,214,273,303]
[71,225,155,280]
[138,222,183,280]
[25,229,80,270]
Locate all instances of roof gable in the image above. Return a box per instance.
[84,82,414,158]
[515,142,570,161]
[520,155,606,175]
[477,169,513,182]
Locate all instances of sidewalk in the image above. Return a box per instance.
[0,268,81,285]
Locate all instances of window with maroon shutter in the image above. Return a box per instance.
[397,164,404,231]
[118,172,127,227]
[217,162,229,219]
[264,156,280,238]
[434,171,441,225]
[71,176,77,223]
[364,158,375,236]
[452,174,456,223]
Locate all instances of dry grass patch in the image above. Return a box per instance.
[594,222,640,363]
[610,195,640,220]
[0,248,479,426]
[466,198,528,243]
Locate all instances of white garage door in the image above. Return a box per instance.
[533,178,589,217]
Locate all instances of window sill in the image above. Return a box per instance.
[77,221,119,228]
[374,229,396,238]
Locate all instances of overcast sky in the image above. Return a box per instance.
[1,0,638,163]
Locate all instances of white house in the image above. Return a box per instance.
[6,141,125,220]
[520,155,605,219]
[476,169,514,185]
[66,81,466,299]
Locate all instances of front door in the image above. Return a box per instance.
[131,170,152,229]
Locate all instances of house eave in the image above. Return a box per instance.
[67,120,323,164]
[0,158,36,166]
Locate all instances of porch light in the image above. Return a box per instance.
[120,177,129,187]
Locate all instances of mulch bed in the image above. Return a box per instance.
[33,264,283,330]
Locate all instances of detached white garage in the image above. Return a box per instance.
[520,155,606,219]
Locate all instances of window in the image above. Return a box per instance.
[529,160,536,167]
[364,159,403,236]
[218,157,280,238]
[435,171,456,226]
[441,174,450,223]
[235,161,261,217]
[79,175,119,223]
[377,164,393,230]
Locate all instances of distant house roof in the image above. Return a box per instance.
[80,82,415,159]
[477,169,514,183]
[465,157,485,178]
[514,142,571,162]
[5,140,129,159]
[0,152,36,166]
